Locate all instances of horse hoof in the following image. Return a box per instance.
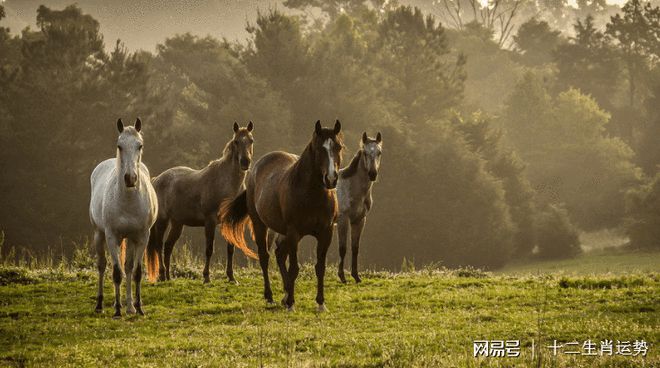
[228,278,239,285]
[126,305,136,315]
[317,304,328,313]
[280,292,289,307]
[95,307,103,313]
[338,273,347,284]
[112,312,122,319]
[287,305,295,313]
[353,275,362,283]
[136,307,145,316]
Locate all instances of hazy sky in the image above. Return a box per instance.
[2,0,626,51]
[2,0,283,51]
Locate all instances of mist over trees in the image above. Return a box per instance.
[0,0,658,269]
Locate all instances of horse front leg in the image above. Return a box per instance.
[106,233,123,319]
[133,232,149,316]
[94,230,106,312]
[336,216,349,283]
[350,217,366,283]
[315,229,333,312]
[203,220,216,284]
[124,239,136,315]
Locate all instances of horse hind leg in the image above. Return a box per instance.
[148,217,168,281]
[94,230,106,312]
[202,220,216,284]
[226,242,236,283]
[163,222,183,281]
[350,217,366,283]
[274,234,289,306]
[251,218,272,303]
[336,217,349,284]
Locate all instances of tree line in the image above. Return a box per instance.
[0,0,658,269]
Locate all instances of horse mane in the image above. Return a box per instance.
[340,150,362,178]
[289,142,316,184]
[220,138,236,161]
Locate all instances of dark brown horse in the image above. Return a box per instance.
[147,122,257,283]
[221,120,343,311]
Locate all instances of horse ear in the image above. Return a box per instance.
[247,121,254,132]
[334,120,341,134]
[376,132,382,143]
[135,118,142,132]
[362,132,368,144]
[117,118,124,133]
[233,122,239,133]
[315,120,322,135]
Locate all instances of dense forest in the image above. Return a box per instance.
[0,0,658,269]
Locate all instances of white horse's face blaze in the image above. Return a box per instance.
[323,138,340,189]
[362,142,382,181]
[117,128,143,188]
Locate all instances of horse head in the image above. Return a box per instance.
[312,120,343,189]
[116,118,144,188]
[232,121,254,171]
[361,132,383,181]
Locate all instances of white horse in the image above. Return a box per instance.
[336,132,382,283]
[89,118,158,318]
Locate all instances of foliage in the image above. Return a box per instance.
[502,74,642,230]
[514,18,563,66]
[626,173,660,250]
[535,204,582,259]
[1,1,659,270]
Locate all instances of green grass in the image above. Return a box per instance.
[0,254,658,367]
[498,249,659,275]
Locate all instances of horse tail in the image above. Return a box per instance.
[145,229,160,282]
[120,239,127,273]
[220,190,258,260]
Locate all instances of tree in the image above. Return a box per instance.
[431,0,525,47]
[626,173,660,250]
[555,16,623,112]
[606,0,660,108]
[501,74,643,230]
[514,18,563,66]
[374,6,466,131]
[453,113,537,256]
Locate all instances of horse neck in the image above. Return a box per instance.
[291,143,324,192]
[204,153,244,187]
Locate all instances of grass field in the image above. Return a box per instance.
[0,250,658,367]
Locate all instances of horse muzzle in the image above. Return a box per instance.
[323,174,338,189]
[240,157,251,171]
[124,173,137,188]
[368,171,378,181]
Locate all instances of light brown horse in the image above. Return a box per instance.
[221,120,343,311]
[147,122,257,284]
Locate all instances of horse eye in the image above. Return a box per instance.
[138,145,143,150]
